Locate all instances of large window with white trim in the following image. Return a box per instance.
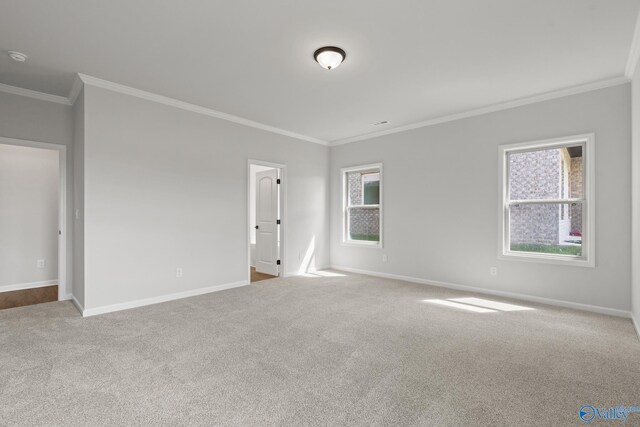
[499,134,594,266]
[342,163,382,247]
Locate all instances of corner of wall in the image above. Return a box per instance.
[72,86,86,309]
[632,65,640,334]
[633,313,640,341]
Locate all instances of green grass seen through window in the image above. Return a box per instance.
[510,243,581,256]
[350,233,379,242]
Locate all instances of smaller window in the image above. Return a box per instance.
[499,134,594,267]
[342,163,382,247]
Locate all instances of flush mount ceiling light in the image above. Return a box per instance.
[8,51,28,62]
[314,46,346,70]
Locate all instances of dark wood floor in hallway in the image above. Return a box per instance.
[250,266,276,283]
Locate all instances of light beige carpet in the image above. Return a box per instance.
[1,271,638,426]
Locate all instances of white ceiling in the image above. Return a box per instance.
[1,0,639,143]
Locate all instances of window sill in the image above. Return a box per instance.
[341,241,383,249]
[499,251,594,268]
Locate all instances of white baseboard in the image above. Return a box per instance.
[81,280,248,317]
[330,265,632,319]
[0,280,59,293]
[632,314,640,342]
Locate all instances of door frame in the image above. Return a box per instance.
[0,136,68,301]
[247,159,286,284]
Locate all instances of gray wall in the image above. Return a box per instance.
[73,89,85,307]
[331,84,631,311]
[81,85,329,310]
[0,144,59,287]
[0,91,73,297]
[632,70,640,325]
[0,92,71,144]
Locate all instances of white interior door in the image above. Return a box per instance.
[255,169,279,276]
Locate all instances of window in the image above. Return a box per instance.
[342,163,382,247]
[499,134,594,266]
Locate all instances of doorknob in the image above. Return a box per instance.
[255,225,259,229]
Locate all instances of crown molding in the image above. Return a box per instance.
[67,74,84,105]
[330,75,630,146]
[0,82,71,105]
[75,74,329,146]
[625,8,640,79]
[1,71,631,148]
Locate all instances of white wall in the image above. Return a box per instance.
[331,84,632,312]
[249,164,275,267]
[80,85,329,311]
[632,70,640,327]
[0,91,73,297]
[0,144,59,288]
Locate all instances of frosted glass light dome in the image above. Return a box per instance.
[314,46,346,70]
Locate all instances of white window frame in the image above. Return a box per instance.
[342,163,383,248]
[498,134,595,267]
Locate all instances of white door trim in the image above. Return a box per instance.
[247,159,286,283]
[0,136,68,300]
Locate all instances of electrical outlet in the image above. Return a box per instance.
[490,267,497,276]
[382,254,388,262]
[37,259,45,269]
[176,268,183,278]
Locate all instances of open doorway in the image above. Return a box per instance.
[0,138,67,309]
[248,160,285,283]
